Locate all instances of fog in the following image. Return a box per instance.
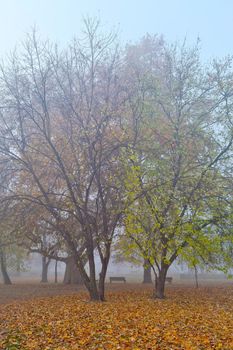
[6,254,228,284]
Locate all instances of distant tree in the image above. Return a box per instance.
[0,246,12,284]
[113,234,152,283]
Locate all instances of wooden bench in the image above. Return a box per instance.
[165,277,173,283]
[110,276,126,283]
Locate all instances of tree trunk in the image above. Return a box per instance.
[99,251,110,301]
[63,257,83,284]
[194,265,199,288]
[87,247,99,301]
[54,259,58,283]
[72,240,100,301]
[143,259,152,283]
[154,267,168,299]
[0,250,12,285]
[88,280,100,301]
[98,275,106,301]
[64,254,101,301]
[41,256,50,283]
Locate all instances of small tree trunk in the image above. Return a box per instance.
[194,265,199,288]
[98,275,105,301]
[143,259,152,283]
[87,248,99,301]
[0,250,12,285]
[84,245,100,301]
[41,256,50,283]
[54,259,58,283]
[154,267,167,299]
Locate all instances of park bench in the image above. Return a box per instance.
[165,277,173,283]
[110,276,126,283]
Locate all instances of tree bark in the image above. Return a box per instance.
[0,249,12,285]
[87,247,99,301]
[154,266,168,299]
[98,249,110,301]
[143,259,152,283]
[64,253,101,301]
[41,255,50,283]
[71,240,100,301]
[63,257,83,284]
[88,281,100,301]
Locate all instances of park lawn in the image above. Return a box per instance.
[1,285,233,349]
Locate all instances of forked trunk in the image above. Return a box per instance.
[143,259,152,283]
[69,253,101,301]
[70,256,101,301]
[71,241,111,302]
[0,250,12,285]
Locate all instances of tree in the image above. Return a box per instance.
[123,39,233,298]
[0,19,126,300]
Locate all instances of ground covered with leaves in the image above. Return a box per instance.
[1,284,233,349]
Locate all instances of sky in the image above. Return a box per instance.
[0,0,232,60]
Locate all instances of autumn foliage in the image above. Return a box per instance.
[1,285,233,350]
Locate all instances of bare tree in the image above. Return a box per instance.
[0,19,126,300]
